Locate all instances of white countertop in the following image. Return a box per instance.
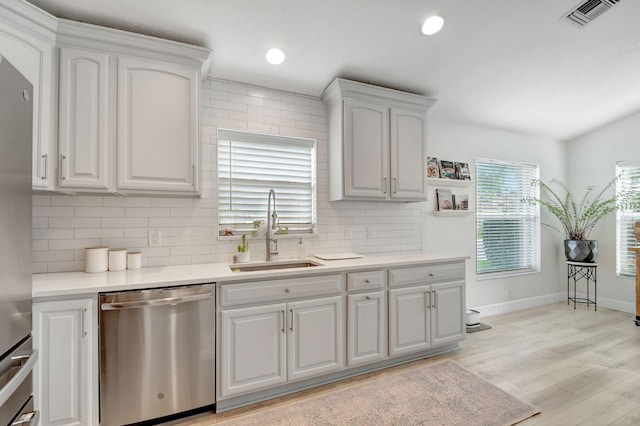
[32,253,468,298]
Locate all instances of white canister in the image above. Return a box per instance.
[127,251,142,270]
[108,248,127,272]
[85,246,109,273]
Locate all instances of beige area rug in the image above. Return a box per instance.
[218,360,539,426]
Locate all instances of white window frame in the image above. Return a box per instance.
[616,161,640,277]
[217,129,317,237]
[475,158,540,279]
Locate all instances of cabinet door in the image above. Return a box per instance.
[430,281,465,346]
[389,107,427,200]
[58,47,110,190]
[388,285,430,356]
[342,99,388,199]
[117,56,199,194]
[219,304,287,397]
[288,296,343,381]
[0,18,56,189]
[347,291,386,366]
[33,298,97,426]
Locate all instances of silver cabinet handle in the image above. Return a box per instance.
[101,292,212,311]
[192,164,196,185]
[383,177,388,193]
[81,307,87,338]
[432,291,437,308]
[289,309,294,332]
[393,177,397,193]
[60,155,66,181]
[280,310,285,334]
[12,409,39,426]
[426,291,431,308]
[0,349,38,408]
[41,154,47,180]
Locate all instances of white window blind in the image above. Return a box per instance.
[476,159,540,276]
[218,129,316,234]
[616,161,640,277]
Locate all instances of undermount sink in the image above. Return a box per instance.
[229,259,321,272]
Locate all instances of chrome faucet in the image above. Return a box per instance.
[266,189,278,261]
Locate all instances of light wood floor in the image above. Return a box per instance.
[172,302,640,425]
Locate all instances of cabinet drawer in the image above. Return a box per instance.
[220,274,342,307]
[347,270,385,292]
[389,262,464,287]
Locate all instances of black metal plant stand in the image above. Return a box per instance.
[566,261,597,310]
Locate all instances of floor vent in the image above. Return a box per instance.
[565,0,620,26]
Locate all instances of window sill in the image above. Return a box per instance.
[476,268,540,281]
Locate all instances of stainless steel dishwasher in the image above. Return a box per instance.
[99,284,215,426]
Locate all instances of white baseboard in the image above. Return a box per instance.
[471,292,564,317]
[570,292,635,314]
[472,292,635,317]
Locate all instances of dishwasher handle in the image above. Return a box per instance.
[101,292,212,311]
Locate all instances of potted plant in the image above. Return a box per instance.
[235,234,250,263]
[523,177,638,262]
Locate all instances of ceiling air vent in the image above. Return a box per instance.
[565,0,620,26]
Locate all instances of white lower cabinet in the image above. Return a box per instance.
[389,281,465,357]
[287,297,343,381]
[220,296,343,398]
[347,291,386,366]
[389,285,431,356]
[33,297,98,426]
[220,304,287,397]
[430,281,465,346]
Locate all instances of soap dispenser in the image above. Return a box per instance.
[296,237,305,259]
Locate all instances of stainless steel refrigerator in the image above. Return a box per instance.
[0,55,39,425]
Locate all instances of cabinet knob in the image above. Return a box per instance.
[365,279,370,283]
[429,273,434,277]
[365,296,371,300]
[284,288,290,293]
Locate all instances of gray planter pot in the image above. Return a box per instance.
[564,240,598,262]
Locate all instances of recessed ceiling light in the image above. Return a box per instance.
[266,48,286,65]
[421,15,444,35]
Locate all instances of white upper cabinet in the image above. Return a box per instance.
[323,78,436,202]
[342,99,389,199]
[116,56,199,193]
[56,19,211,195]
[58,47,110,190]
[0,0,57,190]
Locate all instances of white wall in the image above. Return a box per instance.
[32,79,426,273]
[565,109,640,313]
[425,121,566,313]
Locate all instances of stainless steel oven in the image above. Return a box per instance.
[99,284,215,425]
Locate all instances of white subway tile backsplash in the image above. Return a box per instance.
[32,78,426,273]
[74,228,124,239]
[125,208,170,218]
[33,206,74,217]
[76,207,124,217]
[48,238,100,250]
[49,217,100,228]
[51,195,103,206]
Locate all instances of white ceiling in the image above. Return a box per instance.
[27,0,640,141]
